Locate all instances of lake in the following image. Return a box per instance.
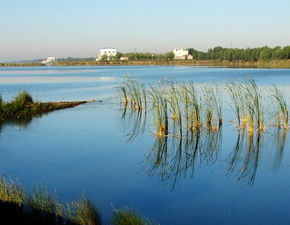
[0,66,290,225]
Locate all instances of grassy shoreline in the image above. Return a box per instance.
[1,59,290,68]
[0,92,90,121]
[0,177,156,225]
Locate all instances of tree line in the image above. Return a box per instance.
[43,46,290,63]
[188,46,290,61]
[102,52,175,61]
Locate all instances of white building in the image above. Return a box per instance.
[120,56,129,61]
[96,48,117,61]
[173,48,189,60]
[187,55,193,60]
[41,57,56,65]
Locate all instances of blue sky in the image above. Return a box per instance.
[0,0,289,61]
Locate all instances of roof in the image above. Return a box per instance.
[100,47,116,50]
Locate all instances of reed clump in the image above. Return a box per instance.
[226,82,246,128]
[203,85,223,130]
[119,79,224,137]
[271,85,288,129]
[227,79,267,135]
[185,83,202,131]
[149,84,168,137]
[119,78,288,138]
[119,79,147,112]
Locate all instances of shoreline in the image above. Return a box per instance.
[1,59,290,68]
[0,96,93,122]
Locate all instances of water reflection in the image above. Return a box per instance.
[121,104,147,142]
[273,128,287,168]
[0,118,33,134]
[145,128,222,190]
[121,108,288,189]
[226,131,262,185]
[0,112,51,134]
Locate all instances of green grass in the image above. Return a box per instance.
[0,177,24,207]
[28,186,63,217]
[66,196,102,225]
[0,176,155,225]
[111,208,156,225]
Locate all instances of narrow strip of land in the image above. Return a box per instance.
[0,92,92,121]
[1,59,290,68]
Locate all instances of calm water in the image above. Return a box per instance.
[0,66,290,225]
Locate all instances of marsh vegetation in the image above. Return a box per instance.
[0,177,156,225]
[119,78,289,187]
[119,78,288,137]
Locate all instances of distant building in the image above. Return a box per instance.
[41,57,56,65]
[173,48,189,60]
[187,55,193,60]
[120,56,129,61]
[96,48,117,61]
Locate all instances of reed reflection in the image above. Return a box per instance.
[145,128,222,190]
[118,78,289,188]
[120,103,147,142]
[226,127,287,185]
[273,127,287,169]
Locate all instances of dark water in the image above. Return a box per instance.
[0,66,290,225]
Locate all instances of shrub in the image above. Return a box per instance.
[13,91,33,105]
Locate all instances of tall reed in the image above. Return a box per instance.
[271,85,288,129]
[203,84,222,130]
[167,82,183,136]
[244,79,264,133]
[149,84,168,137]
[119,79,147,112]
[227,82,244,127]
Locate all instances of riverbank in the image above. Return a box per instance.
[1,59,290,68]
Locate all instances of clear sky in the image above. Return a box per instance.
[0,0,289,61]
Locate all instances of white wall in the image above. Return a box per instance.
[100,48,117,57]
[173,48,188,58]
